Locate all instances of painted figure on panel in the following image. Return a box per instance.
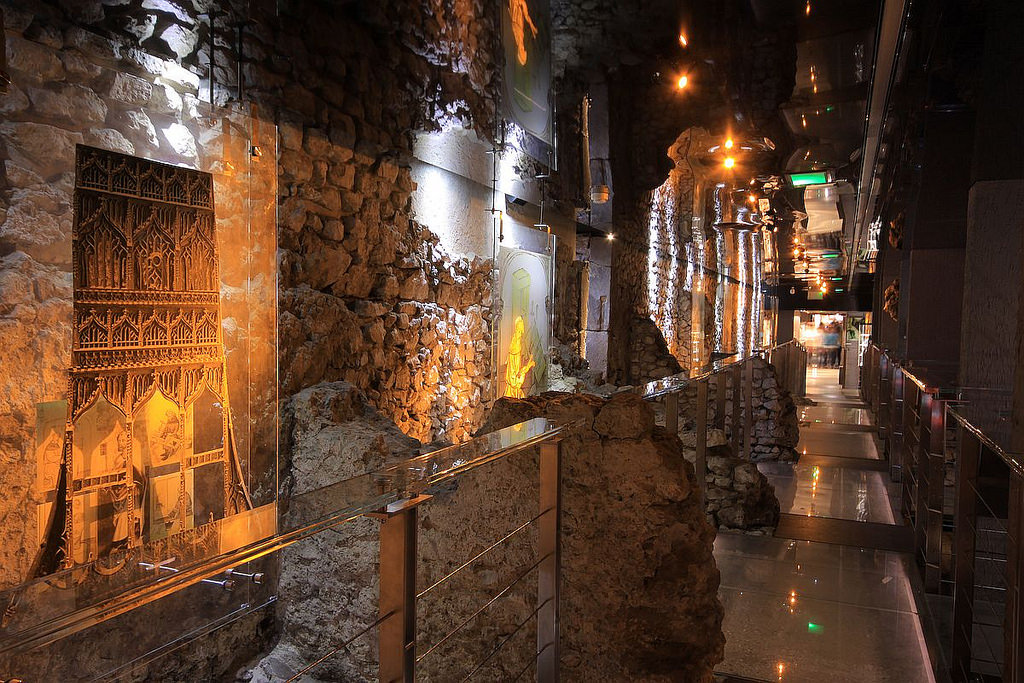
[508,0,537,66]
[504,315,536,398]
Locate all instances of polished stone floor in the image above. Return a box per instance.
[713,367,935,682]
[759,462,897,524]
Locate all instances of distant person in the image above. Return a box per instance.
[823,325,841,367]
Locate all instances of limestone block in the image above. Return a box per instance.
[107,72,154,106]
[6,35,64,82]
[27,84,107,126]
[398,269,429,300]
[60,49,102,81]
[115,109,159,150]
[159,23,198,60]
[0,83,30,116]
[83,128,135,155]
[0,121,82,180]
[160,122,197,160]
[149,81,183,115]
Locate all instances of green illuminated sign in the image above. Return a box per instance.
[788,171,829,187]
[808,622,824,634]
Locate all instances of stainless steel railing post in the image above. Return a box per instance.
[665,393,679,437]
[696,380,709,508]
[744,358,754,459]
[731,364,742,457]
[1006,462,1024,681]
[714,373,727,431]
[537,438,563,683]
[377,494,431,683]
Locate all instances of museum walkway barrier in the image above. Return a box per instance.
[859,344,1024,681]
[0,417,571,682]
[898,364,959,593]
[640,344,797,506]
[946,391,1021,682]
[766,339,807,398]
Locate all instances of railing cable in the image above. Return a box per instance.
[416,553,550,664]
[418,508,552,600]
[460,598,551,682]
[284,608,398,683]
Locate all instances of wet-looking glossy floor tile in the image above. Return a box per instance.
[715,535,934,683]
[799,404,874,426]
[797,429,881,459]
[759,462,897,524]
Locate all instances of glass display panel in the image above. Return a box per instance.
[493,245,554,399]
[0,29,277,676]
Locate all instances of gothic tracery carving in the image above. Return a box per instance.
[31,146,252,580]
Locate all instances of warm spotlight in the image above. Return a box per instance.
[607,232,615,241]
[679,32,688,47]
[723,156,736,169]
[724,138,734,149]
[677,74,689,89]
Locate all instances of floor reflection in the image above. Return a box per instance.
[715,534,934,682]
[759,463,897,524]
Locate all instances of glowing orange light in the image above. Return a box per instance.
[724,138,734,149]
[801,114,808,128]
[607,232,615,241]
[677,74,689,89]
[679,32,688,47]
[805,0,811,15]
[778,661,786,679]
[748,194,757,203]
[723,156,736,169]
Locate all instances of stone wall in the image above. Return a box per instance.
[647,131,697,365]
[695,357,799,462]
[0,0,504,676]
[1,0,503,449]
[628,316,683,386]
[677,430,780,533]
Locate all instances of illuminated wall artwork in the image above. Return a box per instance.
[496,246,552,399]
[502,0,552,144]
[29,147,261,580]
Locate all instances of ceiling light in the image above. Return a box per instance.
[679,32,688,47]
[607,232,615,241]
[723,156,735,169]
[677,74,689,89]
[725,138,734,149]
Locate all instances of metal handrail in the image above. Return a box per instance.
[859,341,1024,681]
[635,342,805,506]
[0,418,571,665]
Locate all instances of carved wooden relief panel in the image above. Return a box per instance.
[34,146,252,576]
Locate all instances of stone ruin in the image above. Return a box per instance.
[249,384,724,682]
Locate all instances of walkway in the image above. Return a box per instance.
[713,368,936,682]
